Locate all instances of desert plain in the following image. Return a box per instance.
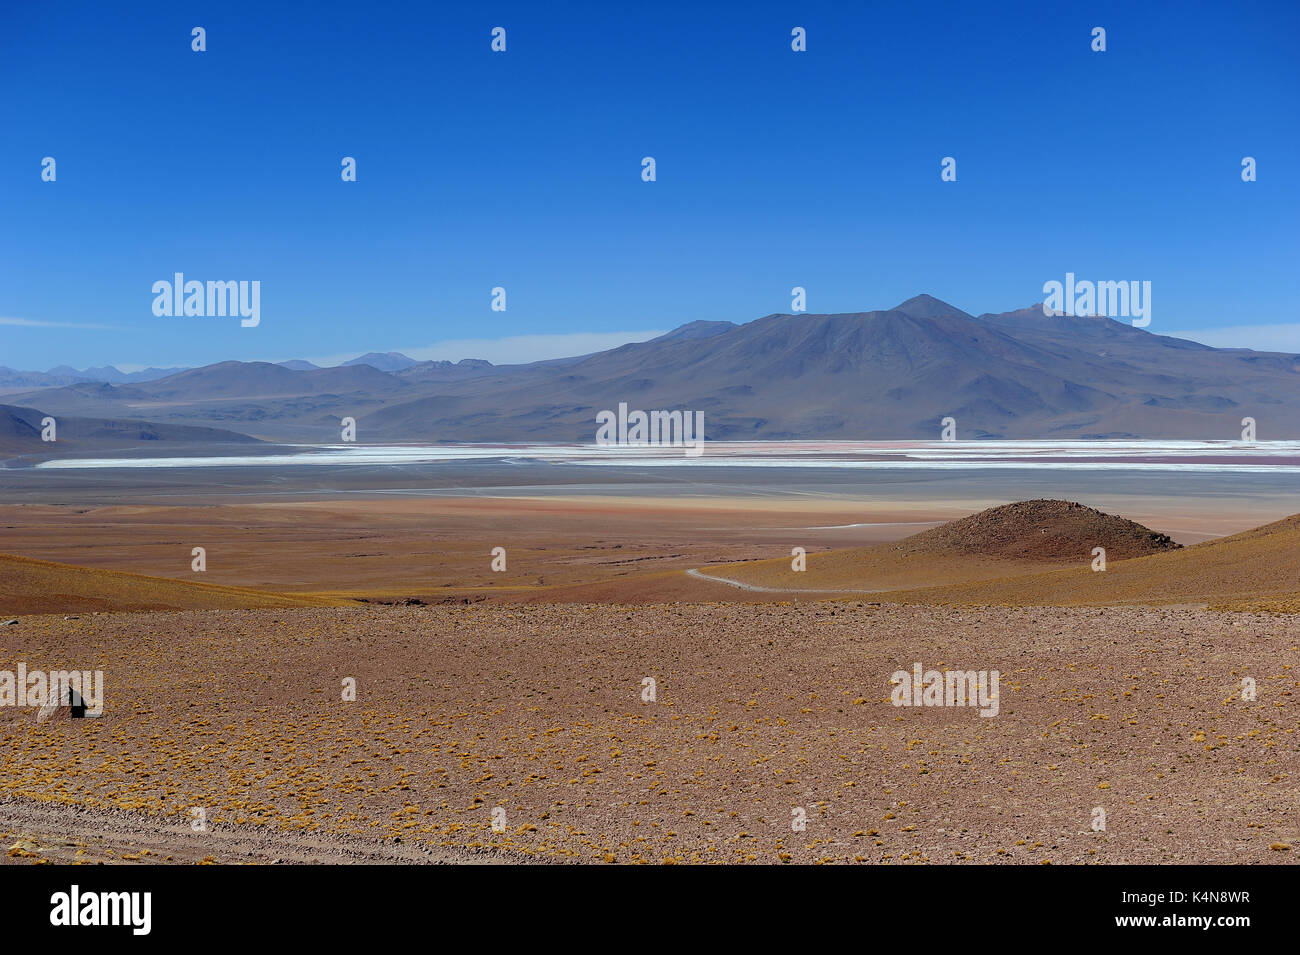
[0,459,1296,864]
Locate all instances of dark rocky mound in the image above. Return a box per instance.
[894,499,1181,563]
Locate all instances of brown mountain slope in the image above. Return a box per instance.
[696,505,1299,610]
[695,500,1178,593]
[0,553,346,615]
[895,499,1180,562]
[885,512,1300,610]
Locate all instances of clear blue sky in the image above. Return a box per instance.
[2,0,1297,371]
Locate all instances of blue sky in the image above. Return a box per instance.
[2,0,1297,371]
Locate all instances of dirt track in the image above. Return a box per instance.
[0,799,501,865]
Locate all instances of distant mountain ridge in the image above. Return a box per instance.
[8,295,1300,451]
[342,352,421,372]
[0,364,190,389]
[2,351,500,390]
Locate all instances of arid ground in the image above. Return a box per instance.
[1,467,1296,864]
[1,602,1296,865]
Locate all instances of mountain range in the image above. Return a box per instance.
[0,364,192,390]
[4,294,1299,454]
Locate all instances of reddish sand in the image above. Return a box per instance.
[0,493,1285,611]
